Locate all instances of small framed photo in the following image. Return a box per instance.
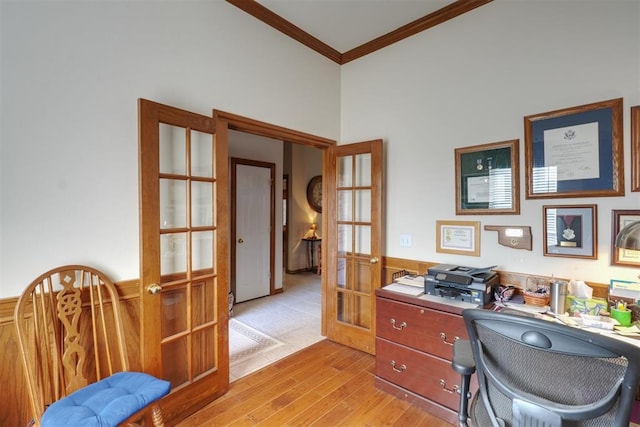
[455,139,519,215]
[543,204,597,259]
[611,209,640,267]
[436,220,480,257]
[524,98,624,199]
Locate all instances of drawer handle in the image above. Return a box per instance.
[439,379,460,394]
[390,360,407,373]
[439,332,459,345]
[390,319,407,330]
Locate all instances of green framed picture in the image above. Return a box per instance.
[455,139,519,215]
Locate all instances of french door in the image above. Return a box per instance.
[138,99,229,423]
[323,140,383,354]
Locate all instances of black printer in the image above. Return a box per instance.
[424,264,498,305]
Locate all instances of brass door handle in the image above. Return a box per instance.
[146,283,162,295]
[370,257,379,264]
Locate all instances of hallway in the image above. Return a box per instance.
[229,272,323,381]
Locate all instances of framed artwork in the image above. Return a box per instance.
[436,220,480,257]
[632,106,639,192]
[524,98,623,199]
[455,139,519,215]
[543,204,597,259]
[611,209,640,267]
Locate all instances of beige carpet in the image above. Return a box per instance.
[228,272,324,381]
[229,318,283,365]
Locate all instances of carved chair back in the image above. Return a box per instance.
[14,265,130,421]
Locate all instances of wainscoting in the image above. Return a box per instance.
[0,258,609,426]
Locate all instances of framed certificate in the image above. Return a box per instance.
[524,98,623,199]
[436,220,480,257]
[543,204,597,259]
[455,139,519,215]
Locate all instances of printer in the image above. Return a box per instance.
[424,264,499,305]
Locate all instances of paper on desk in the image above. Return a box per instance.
[383,283,424,296]
[614,325,640,336]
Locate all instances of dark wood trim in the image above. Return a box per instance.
[632,106,640,192]
[342,0,493,64]
[214,110,335,148]
[225,0,342,64]
[226,0,493,65]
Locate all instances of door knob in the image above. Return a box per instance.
[146,283,162,295]
[370,257,379,264]
[238,238,244,244]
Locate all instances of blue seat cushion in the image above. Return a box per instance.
[41,371,171,427]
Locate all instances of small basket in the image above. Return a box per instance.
[524,276,550,306]
[524,291,550,307]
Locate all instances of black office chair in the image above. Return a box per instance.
[452,308,640,427]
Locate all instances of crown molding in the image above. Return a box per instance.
[227,0,493,65]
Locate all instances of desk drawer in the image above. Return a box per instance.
[375,337,463,410]
[376,297,468,359]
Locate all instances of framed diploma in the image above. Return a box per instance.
[611,210,640,267]
[454,139,519,215]
[524,98,623,199]
[632,106,640,192]
[543,204,597,259]
[436,220,480,257]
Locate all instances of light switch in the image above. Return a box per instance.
[400,234,412,248]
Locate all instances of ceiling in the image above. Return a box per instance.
[227,0,492,64]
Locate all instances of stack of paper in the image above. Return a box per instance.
[394,275,424,288]
[383,283,424,296]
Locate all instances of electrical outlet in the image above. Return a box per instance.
[400,234,412,248]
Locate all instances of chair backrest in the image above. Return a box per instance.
[463,308,640,427]
[14,265,130,422]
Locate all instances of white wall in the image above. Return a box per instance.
[341,0,640,285]
[0,1,340,297]
[288,144,323,271]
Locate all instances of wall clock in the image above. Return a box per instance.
[306,175,322,213]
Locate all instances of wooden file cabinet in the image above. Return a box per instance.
[375,288,478,424]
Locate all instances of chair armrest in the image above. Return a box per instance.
[452,339,475,427]
[452,339,475,376]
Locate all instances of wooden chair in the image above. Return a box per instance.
[14,265,171,427]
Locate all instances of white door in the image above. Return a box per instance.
[233,160,274,303]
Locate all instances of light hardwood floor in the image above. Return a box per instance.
[178,339,455,426]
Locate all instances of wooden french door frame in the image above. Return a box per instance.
[138,99,230,423]
[323,140,384,355]
[140,106,335,424]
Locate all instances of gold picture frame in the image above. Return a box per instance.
[455,139,520,215]
[436,220,481,257]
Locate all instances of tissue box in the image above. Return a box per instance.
[567,296,609,316]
